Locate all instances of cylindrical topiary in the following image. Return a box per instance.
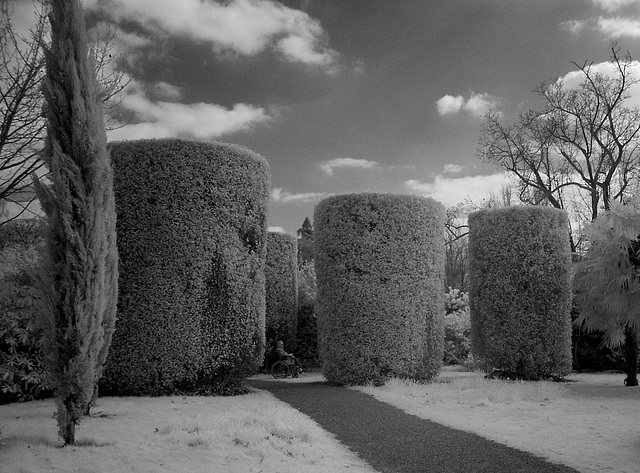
[468,206,572,379]
[314,193,445,385]
[265,232,298,360]
[101,138,270,395]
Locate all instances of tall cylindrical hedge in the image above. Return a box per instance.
[468,206,572,379]
[265,232,298,355]
[314,193,445,385]
[101,139,270,395]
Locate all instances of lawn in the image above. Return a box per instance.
[356,367,640,473]
[1,368,638,473]
[0,389,376,473]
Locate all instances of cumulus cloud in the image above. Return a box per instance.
[319,158,379,176]
[271,188,331,203]
[436,92,499,117]
[267,226,287,233]
[405,173,512,208]
[84,0,338,68]
[436,95,465,115]
[107,81,272,141]
[556,61,640,108]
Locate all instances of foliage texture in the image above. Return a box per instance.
[468,206,572,379]
[101,139,270,396]
[0,245,52,403]
[574,199,640,385]
[296,262,320,368]
[265,232,298,362]
[32,0,118,444]
[315,193,445,385]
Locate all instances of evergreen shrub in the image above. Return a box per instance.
[314,193,445,385]
[101,139,270,395]
[444,288,471,365]
[468,206,572,379]
[296,262,320,368]
[265,232,298,366]
[0,246,52,403]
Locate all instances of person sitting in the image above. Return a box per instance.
[276,340,302,372]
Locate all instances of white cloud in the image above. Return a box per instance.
[556,61,640,108]
[436,92,499,117]
[107,81,272,141]
[405,173,512,208]
[436,95,464,115]
[84,0,338,68]
[271,188,330,203]
[561,19,589,34]
[443,164,463,175]
[268,226,287,233]
[319,158,379,176]
[597,16,640,37]
[592,0,640,11]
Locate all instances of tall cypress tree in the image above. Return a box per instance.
[33,0,118,445]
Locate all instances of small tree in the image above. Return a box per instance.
[574,199,640,386]
[33,0,118,445]
[296,217,314,267]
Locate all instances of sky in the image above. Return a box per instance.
[12,0,640,234]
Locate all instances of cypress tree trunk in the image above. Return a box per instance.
[33,0,118,445]
[624,325,638,387]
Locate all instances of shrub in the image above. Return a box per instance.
[296,262,320,368]
[0,245,52,404]
[264,232,298,365]
[315,193,445,385]
[444,288,470,365]
[101,139,270,396]
[468,206,572,379]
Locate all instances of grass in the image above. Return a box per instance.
[371,371,566,405]
[0,389,376,473]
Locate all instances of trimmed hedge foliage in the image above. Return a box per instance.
[314,193,445,385]
[101,139,270,395]
[265,232,298,362]
[468,206,572,379]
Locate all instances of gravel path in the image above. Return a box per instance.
[248,377,581,473]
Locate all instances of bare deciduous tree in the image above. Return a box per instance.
[478,44,640,253]
[0,0,129,225]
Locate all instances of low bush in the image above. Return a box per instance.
[444,288,470,365]
[315,193,445,385]
[0,245,52,404]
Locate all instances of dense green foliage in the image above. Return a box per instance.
[296,262,320,368]
[265,232,298,363]
[468,206,572,379]
[33,0,118,444]
[102,138,270,396]
[315,193,445,385]
[573,200,640,386]
[0,219,43,249]
[0,245,52,404]
[444,288,470,365]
